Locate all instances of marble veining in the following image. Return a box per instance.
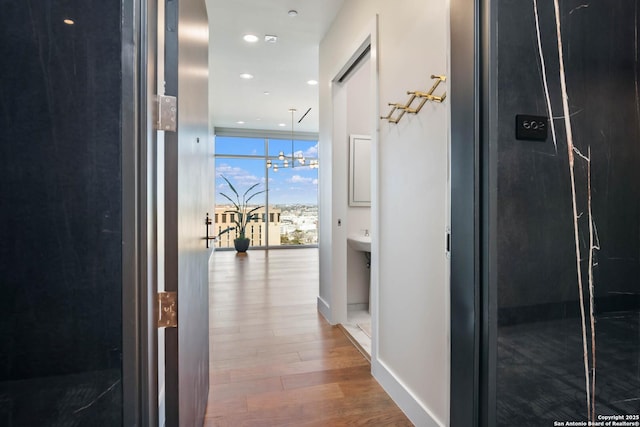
[496,0,640,423]
[548,0,598,418]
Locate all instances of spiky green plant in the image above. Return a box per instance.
[217,175,265,240]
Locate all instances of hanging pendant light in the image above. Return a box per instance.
[268,107,318,172]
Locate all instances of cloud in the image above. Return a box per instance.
[304,144,318,157]
[215,163,263,189]
[293,143,318,159]
[288,175,314,184]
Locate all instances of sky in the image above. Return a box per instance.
[215,136,319,205]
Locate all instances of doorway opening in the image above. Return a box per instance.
[334,49,374,358]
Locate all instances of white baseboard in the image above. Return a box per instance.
[317,296,332,324]
[372,358,444,427]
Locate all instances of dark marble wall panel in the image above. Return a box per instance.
[494,0,640,423]
[0,0,122,424]
[497,0,640,311]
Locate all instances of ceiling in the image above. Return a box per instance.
[206,0,345,134]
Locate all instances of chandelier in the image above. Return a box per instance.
[266,108,319,172]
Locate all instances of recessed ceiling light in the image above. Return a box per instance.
[236,121,245,124]
[263,91,270,95]
[264,35,278,43]
[307,80,318,86]
[288,10,298,17]
[239,73,254,79]
[278,123,286,127]
[63,18,74,25]
[243,34,259,43]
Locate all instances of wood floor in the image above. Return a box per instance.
[204,248,412,426]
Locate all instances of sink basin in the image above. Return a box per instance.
[347,233,371,252]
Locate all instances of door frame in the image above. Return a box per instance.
[122,0,212,424]
[324,16,379,330]
[449,0,495,425]
[122,0,159,424]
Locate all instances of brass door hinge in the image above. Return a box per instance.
[154,95,177,132]
[157,292,177,328]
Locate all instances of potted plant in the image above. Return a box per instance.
[217,175,265,253]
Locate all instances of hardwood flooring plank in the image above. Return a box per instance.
[299,411,415,427]
[211,377,284,401]
[297,343,365,362]
[212,329,276,343]
[204,395,247,417]
[281,365,373,390]
[246,383,344,411]
[296,392,409,422]
[212,351,301,370]
[205,405,306,427]
[227,354,370,383]
[212,336,351,363]
[206,249,412,426]
[210,370,231,385]
[209,344,257,361]
[212,330,341,353]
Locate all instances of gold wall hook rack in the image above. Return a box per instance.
[380,75,447,124]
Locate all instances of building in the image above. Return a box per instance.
[214,205,281,247]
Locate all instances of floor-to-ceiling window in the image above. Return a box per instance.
[214,132,319,249]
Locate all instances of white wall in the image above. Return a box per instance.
[319,1,450,425]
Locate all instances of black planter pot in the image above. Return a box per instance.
[234,237,250,253]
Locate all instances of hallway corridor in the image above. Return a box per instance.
[204,248,411,426]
